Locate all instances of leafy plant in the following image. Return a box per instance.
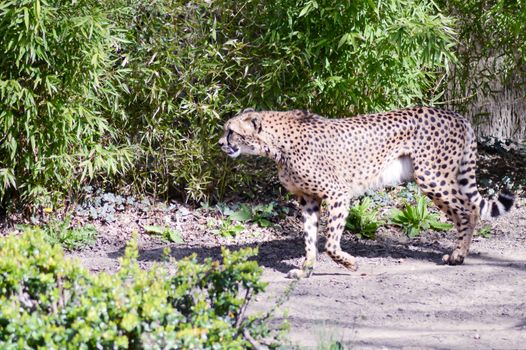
[17,217,98,250]
[390,195,453,237]
[477,224,493,238]
[144,225,184,243]
[397,182,421,203]
[209,202,283,237]
[0,0,131,210]
[209,218,246,238]
[0,0,459,209]
[227,202,279,228]
[104,0,459,203]
[439,0,526,103]
[0,229,282,349]
[345,197,383,240]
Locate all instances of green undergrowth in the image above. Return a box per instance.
[0,229,284,349]
[207,202,287,238]
[346,186,454,239]
[16,216,98,250]
[345,197,383,240]
[390,195,453,237]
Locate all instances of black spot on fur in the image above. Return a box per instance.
[479,199,486,212]
[490,202,500,217]
[498,193,514,211]
[465,191,476,199]
[459,178,468,186]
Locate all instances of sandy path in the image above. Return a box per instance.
[252,207,526,349]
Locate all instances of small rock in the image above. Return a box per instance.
[177,207,191,217]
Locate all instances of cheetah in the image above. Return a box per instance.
[219,107,515,279]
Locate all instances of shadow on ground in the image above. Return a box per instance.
[107,235,450,274]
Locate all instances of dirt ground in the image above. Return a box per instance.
[254,201,526,349]
[57,191,526,350]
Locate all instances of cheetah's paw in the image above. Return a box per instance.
[286,268,312,279]
[343,261,359,271]
[442,250,465,265]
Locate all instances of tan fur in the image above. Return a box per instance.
[219,107,515,278]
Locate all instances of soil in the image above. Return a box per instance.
[3,149,525,350]
[254,202,526,350]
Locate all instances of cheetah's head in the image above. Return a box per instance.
[219,108,265,158]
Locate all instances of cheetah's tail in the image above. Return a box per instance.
[478,190,515,220]
[457,126,515,220]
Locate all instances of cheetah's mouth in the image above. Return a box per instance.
[222,145,241,158]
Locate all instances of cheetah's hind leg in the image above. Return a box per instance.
[286,195,321,279]
[414,171,478,265]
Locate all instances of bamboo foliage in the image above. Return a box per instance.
[0,0,459,208]
[0,0,131,208]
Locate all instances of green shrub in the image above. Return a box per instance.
[105,0,458,202]
[144,225,184,244]
[0,0,131,210]
[235,0,457,115]
[105,0,254,202]
[17,216,98,250]
[439,0,526,106]
[390,195,453,237]
[345,197,383,240]
[226,202,280,228]
[0,230,281,349]
[0,0,459,207]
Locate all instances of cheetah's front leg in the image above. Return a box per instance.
[324,197,358,271]
[287,195,321,279]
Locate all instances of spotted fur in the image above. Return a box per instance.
[219,107,515,278]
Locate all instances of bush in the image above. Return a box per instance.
[0,230,281,349]
[0,0,131,210]
[345,197,383,240]
[0,0,458,208]
[107,0,458,202]
[439,0,526,96]
[105,0,259,202]
[232,0,456,115]
[17,216,98,250]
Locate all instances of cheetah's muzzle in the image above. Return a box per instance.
[222,145,240,158]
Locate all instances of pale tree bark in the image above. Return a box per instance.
[446,57,526,144]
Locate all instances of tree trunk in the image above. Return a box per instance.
[447,58,526,144]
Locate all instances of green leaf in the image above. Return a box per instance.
[257,218,272,228]
[429,221,453,231]
[338,33,349,49]
[228,205,252,222]
[166,229,184,244]
[144,225,164,234]
[23,7,29,29]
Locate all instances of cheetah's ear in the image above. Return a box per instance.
[242,108,255,114]
[242,113,262,133]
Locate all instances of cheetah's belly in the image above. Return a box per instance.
[378,156,414,187]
